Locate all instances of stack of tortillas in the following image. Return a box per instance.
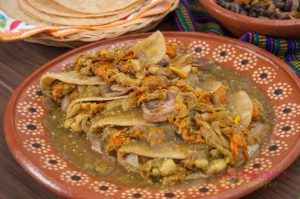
[0,0,178,47]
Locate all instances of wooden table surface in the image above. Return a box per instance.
[0,17,300,199]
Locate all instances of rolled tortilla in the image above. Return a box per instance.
[90,111,153,130]
[66,96,128,118]
[64,96,130,132]
[117,141,208,172]
[40,70,107,98]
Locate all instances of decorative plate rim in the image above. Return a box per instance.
[4,32,300,199]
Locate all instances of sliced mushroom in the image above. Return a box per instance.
[100,84,130,97]
[61,95,71,112]
[125,153,140,169]
[89,138,102,154]
[141,92,176,122]
[285,0,299,12]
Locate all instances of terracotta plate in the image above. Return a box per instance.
[4,32,300,199]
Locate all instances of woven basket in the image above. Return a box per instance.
[21,0,178,48]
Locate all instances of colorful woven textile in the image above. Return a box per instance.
[174,0,300,77]
[241,33,300,76]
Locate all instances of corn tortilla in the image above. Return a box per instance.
[27,0,142,18]
[18,0,137,26]
[53,0,138,14]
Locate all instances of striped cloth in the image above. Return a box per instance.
[173,0,300,77]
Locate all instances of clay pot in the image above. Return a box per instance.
[199,0,300,39]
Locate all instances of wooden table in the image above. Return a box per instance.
[0,18,300,199]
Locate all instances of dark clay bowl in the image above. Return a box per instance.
[199,0,300,39]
